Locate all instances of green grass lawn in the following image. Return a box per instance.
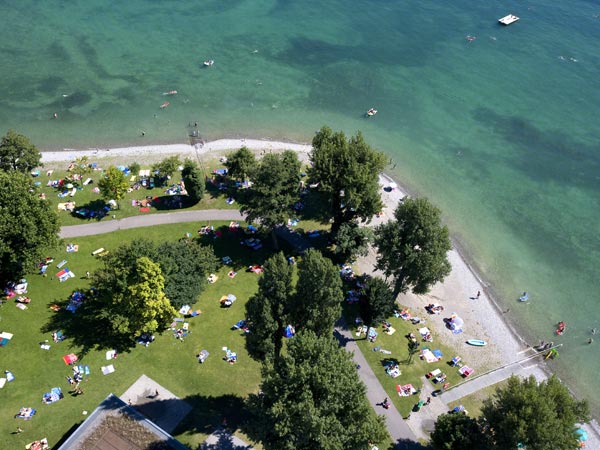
[39,164,239,226]
[1,222,273,449]
[446,379,508,417]
[344,303,471,419]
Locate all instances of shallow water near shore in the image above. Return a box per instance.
[2,0,600,415]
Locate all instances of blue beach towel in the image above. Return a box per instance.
[84,365,90,375]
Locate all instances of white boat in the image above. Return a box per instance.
[203,60,214,67]
[499,14,519,25]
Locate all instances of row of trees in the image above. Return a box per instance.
[0,130,59,284]
[242,250,391,448]
[226,127,452,297]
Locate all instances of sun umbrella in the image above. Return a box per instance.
[575,428,588,442]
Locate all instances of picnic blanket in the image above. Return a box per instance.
[56,268,75,282]
[62,353,78,365]
[197,349,210,363]
[26,438,49,450]
[16,407,36,419]
[101,364,115,375]
[396,384,416,397]
[42,387,63,404]
[421,348,439,363]
[0,331,14,347]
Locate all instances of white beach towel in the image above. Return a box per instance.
[101,364,115,375]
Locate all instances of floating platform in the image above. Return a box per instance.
[499,14,519,25]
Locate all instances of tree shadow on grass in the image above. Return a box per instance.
[71,199,111,221]
[42,292,139,356]
[173,393,249,440]
[150,195,192,211]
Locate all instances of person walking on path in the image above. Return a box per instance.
[155,389,160,398]
[425,396,431,406]
[382,397,390,409]
[476,291,481,299]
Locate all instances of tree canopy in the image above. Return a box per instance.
[430,413,489,450]
[94,238,217,308]
[430,375,590,450]
[481,375,590,450]
[246,331,387,450]
[308,126,386,235]
[90,256,176,341]
[333,222,373,263]
[152,155,181,179]
[359,277,396,339]
[289,249,343,337]
[0,130,42,173]
[225,146,257,181]
[241,151,301,247]
[245,252,294,361]
[374,197,452,295]
[156,239,218,307]
[181,159,205,204]
[0,171,60,283]
[98,166,129,208]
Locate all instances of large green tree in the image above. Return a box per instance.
[245,252,294,361]
[481,375,590,450]
[359,277,396,340]
[0,171,60,283]
[246,331,387,450]
[156,239,218,307]
[430,375,590,450]
[225,146,257,181]
[289,249,343,337]
[0,130,41,173]
[374,197,452,295]
[334,222,373,263]
[430,413,490,450]
[241,151,301,248]
[181,159,205,204]
[309,126,386,235]
[91,256,176,342]
[98,166,129,208]
[152,155,182,181]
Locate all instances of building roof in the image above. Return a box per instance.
[57,394,188,450]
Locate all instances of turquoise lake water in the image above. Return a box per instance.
[2,0,600,413]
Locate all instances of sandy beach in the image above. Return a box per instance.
[44,139,600,443]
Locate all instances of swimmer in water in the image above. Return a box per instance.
[466,35,476,42]
[251,49,259,54]
[53,112,58,119]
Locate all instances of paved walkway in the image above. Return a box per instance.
[60,209,244,238]
[335,319,420,448]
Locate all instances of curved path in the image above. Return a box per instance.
[60,210,419,448]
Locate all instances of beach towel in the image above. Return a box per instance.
[190,310,202,317]
[16,303,27,310]
[57,268,76,282]
[84,177,93,185]
[66,244,79,252]
[92,248,105,256]
[182,322,189,331]
[197,349,209,363]
[101,364,115,375]
[0,378,5,389]
[421,349,439,363]
[26,438,49,450]
[0,331,14,347]
[16,407,36,419]
[139,207,150,212]
[396,384,416,397]
[62,353,78,365]
[40,343,51,350]
[42,387,63,404]
[179,305,191,315]
[84,365,90,375]
[57,259,67,268]
[105,349,117,360]
[433,349,443,359]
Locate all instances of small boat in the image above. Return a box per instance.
[556,322,566,336]
[160,102,170,109]
[466,339,487,346]
[163,90,178,96]
[203,60,214,67]
[366,108,378,117]
[498,14,519,26]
